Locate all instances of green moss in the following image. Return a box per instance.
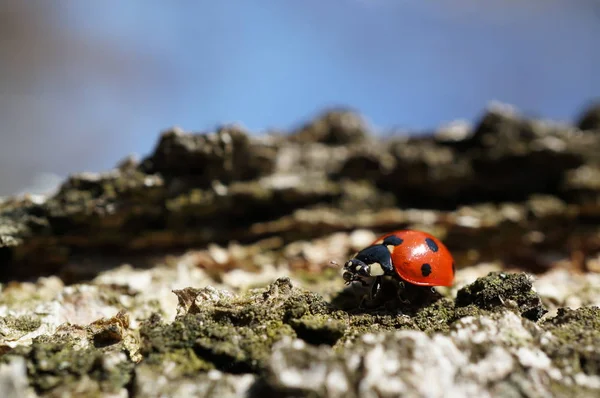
[1,314,42,333]
[139,279,355,374]
[544,306,600,331]
[542,306,600,375]
[135,274,563,380]
[289,314,347,345]
[8,273,562,394]
[140,314,204,354]
[142,313,296,374]
[282,292,332,321]
[5,272,596,397]
[21,336,134,394]
[144,348,214,375]
[413,298,455,334]
[336,313,417,347]
[140,283,312,374]
[453,304,487,320]
[455,272,547,321]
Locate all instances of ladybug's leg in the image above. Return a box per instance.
[396,279,411,304]
[358,296,368,309]
[359,278,369,287]
[369,276,382,300]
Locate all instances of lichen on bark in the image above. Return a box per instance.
[2,103,600,396]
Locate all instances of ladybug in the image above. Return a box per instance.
[342,230,455,300]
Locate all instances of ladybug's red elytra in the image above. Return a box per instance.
[342,230,455,299]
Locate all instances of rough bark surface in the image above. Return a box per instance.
[1,103,600,397]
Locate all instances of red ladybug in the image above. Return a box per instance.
[342,230,455,299]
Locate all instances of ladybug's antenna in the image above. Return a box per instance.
[329,260,341,267]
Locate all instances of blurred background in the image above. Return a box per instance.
[0,0,598,196]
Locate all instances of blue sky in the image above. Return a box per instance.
[1,1,599,194]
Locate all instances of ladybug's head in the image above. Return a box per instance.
[342,244,392,284]
[343,258,370,282]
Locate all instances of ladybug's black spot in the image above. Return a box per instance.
[425,238,438,252]
[383,235,403,246]
[421,263,432,277]
[452,262,456,275]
